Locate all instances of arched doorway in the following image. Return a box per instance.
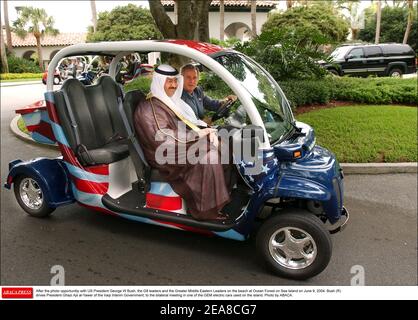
[224,22,252,41]
[50,50,60,60]
[23,50,36,61]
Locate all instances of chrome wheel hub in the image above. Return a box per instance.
[269,227,317,270]
[19,178,43,210]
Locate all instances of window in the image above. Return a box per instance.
[382,45,414,56]
[364,46,383,58]
[348,48,364,59]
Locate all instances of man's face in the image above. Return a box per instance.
[183,69,199,94]
[164,77,178,97]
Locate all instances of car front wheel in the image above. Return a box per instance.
[256,210,332,280]
[14,175,55,218]
[328,69,339,76]
[53,76,61,85]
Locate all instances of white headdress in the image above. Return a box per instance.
[151,64,207,128]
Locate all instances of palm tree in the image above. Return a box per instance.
[403,0,414,44]
[345,1,363,40]
[13,6,58,71]
[3,0,13,52]
[90,0,98,33]
[220,0,225,41]
[1,21,9,73]
[375,0,382,44]
[250,0,257,39]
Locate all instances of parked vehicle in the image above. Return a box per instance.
[5,40,348,280]
[42,56,98,85]
[321,43,416,77]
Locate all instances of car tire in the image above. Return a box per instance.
[328,69,339,76]
[256,210,332,280]
[14,175,55,218]
[53,76,61,85]
[388,68,403,78]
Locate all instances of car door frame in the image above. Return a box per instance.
[364,46,385,76]
[342,47,367,76]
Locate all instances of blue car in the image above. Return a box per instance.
[4,40,348,280]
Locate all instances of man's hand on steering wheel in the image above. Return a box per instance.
[221,95,237,106]
[211,95,238,122]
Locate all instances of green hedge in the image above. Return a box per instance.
[123,74,417,108]
[280,77,418,108]
[123,76,151,93]
[0,73,43,80]
[1,55,42,73]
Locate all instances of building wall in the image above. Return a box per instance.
[12,45,64,68]
[166,11,269,40]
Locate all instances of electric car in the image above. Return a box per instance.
[5,40,348,280]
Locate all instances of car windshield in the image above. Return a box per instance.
[330,46,351,60]
[215,53,294,144]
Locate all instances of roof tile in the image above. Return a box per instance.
[3,31,86,47]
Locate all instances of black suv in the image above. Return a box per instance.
[321,43,417,77]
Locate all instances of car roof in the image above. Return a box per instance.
[161,40,225,55]
[337,43,411,49]
[55,40,227,57]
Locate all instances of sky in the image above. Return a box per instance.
[1,0,150,32]
[1,0,373,33]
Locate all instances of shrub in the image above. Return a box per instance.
[234,29,331,81]
[209,37,241,49]
[123,76,152,93]
[121,73,417,109]
[1,55,42,73]
[279,77,418,108]
[0,73,43,80]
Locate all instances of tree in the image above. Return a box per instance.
[335,0,362,40]
[220,0,225,41]
[13,7,58,71]
[403,0,414,44]
[148,0,211,41]
[359,4,417,51]
[1,21,9,73]
[250,0,257,38]
[90,0,98,33]
[375,0,382,43]
[262,2,349,45]
[3,0,13,52]
[86,4,162,42]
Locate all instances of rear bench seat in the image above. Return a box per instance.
[53,76,129,165]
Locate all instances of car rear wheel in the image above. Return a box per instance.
[14,175,55,218]
[256,210,332,280]
[388,68,403,78]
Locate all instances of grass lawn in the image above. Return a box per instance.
[0,78,42,83]
[296,105,417,163]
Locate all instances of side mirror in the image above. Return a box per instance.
[346,54,354,61]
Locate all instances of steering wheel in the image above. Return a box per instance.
[211,98,239,122]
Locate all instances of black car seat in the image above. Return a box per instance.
[53,76,129,166]
[119,90,166,188]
